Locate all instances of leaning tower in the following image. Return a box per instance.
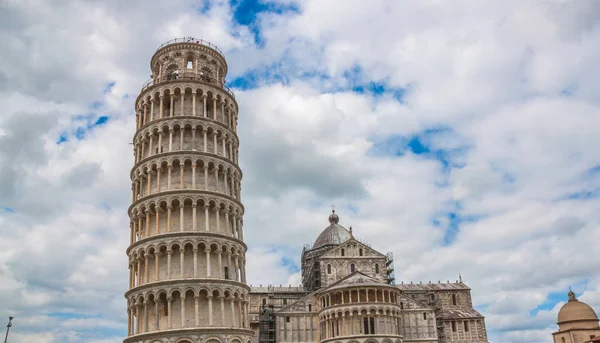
[125,38,251,343]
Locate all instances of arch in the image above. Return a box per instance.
[452,293,457,305]
[327,264,332,274]
[165,63,179,80]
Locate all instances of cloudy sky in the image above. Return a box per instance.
[1,0,599,342]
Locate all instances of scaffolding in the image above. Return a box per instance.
[385,252,395,285]
[259,305,276,343]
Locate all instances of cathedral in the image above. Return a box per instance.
[248,211,490,343]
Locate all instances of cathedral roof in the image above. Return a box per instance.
[396,281,471,291]
[324,271,389,292]
[312,209,352,249]
[437,308,485,320]
[557,290,599,325]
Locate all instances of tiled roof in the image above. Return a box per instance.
[250,286,306,293]
[396,282,471,291]
[437,308,485,320]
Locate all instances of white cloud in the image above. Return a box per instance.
[0,0,599,342]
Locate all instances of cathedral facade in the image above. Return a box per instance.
[249,211,489,343]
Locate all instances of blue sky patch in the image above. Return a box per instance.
[368,127,469,169]
[1,207,15,213]
[529,279,588,316]
[103,81,115,94]
[230,0,301,45]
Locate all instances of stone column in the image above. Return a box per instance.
[179,204,184,232]
[203,130,208,153]
[150,100,154,121]
[156,168,161,192]
[127,309,131,335]
[167,297,172,329]
[180,92,185,116]
[212,97,217,119]
[155,300,160,330]
[216,208,220,233]
[191,129,196,151]
[159,96,164,118]
[208,295,214,326]
[213,133,218,154]
[135,306,140,334]
[144,302,148,332]
[167,205,172,232]
[180,249,185,278]
[230,297,235,327]
[192,204,197,231]
[144,255,149,283]
[181,294,186,328]
[205,205,210,231]
[145,210,150,237]
[194,295,200,326]
[168,129,173,152]
[238,299,243,327]
[155,252,160,281]
[155,209,160,235]
[202,95,207,118]
[204,167,208,189]
[205,248,211,277]
[167,250,172,279]
[179,165,184,189]
[220,296,225,325]
[192,94,197,116]
[169,94,174,117]
[217,251,222,277]
[193,247,198,277]
[167,165,172,190]
[225,211,230,235]
[191,163,196,188]
[158,132,163,154]
[136,259,141,286]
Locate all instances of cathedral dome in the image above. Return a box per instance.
[313,210,351,249]
[557,290,599,328]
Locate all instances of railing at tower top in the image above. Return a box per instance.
[156,37,224,56]
[140,74,236,98]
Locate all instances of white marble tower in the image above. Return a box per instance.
[125,37,251,343]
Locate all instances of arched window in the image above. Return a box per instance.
[186,54,194,69]
[359,248,363,256]
[224,266,229,280]
[452,294,457,306]
[423,312,427,320]
[375,264,380,274]
[308,304,312,312]
[341,249,345,256]
[464,321,469,331]
[400,302,404,309]
[165,64,179,80]
[327,264,332,274]
[283,298,287,305]
[262,298,267,306]
[561,338,565,343]
[350,264,355,273]
[452,321,456,332]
